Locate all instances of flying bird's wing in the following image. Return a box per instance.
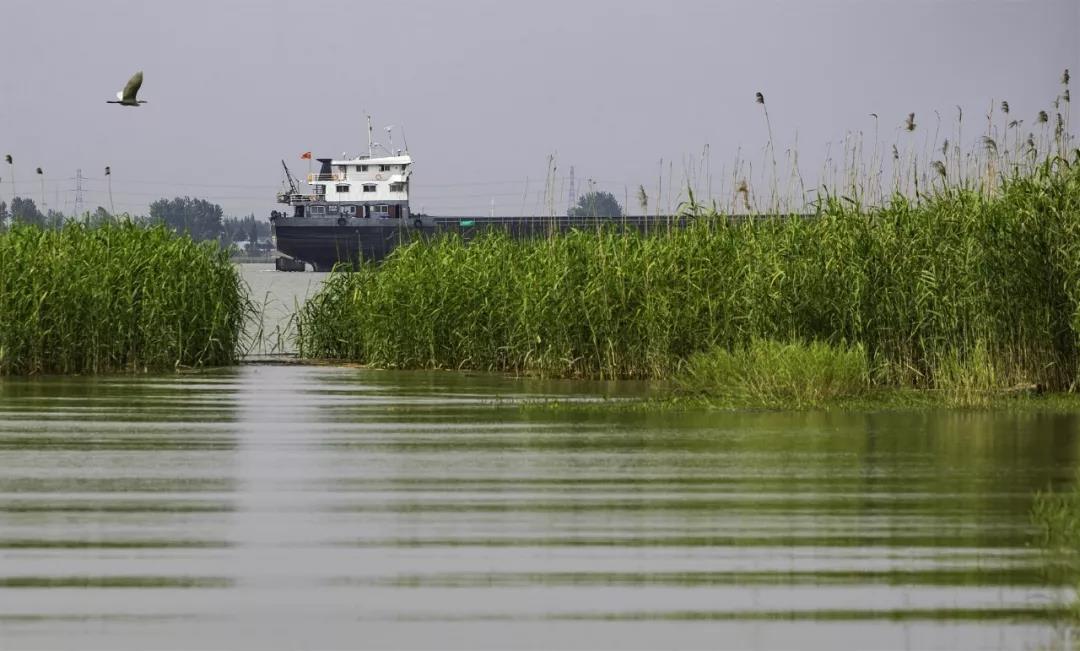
[121,71,143,102]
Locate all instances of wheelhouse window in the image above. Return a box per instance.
[313,184,326,195]
[336,184,349,193]
[363,184,376,193]
[310,205,326,215]
[390,182,406,192]
[379,165,390,172]
[356,165,368,172]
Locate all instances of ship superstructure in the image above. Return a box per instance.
[289,153,412,221]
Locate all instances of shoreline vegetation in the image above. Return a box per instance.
[296,78,1080,409]
[4,76,1079,414]
[296,155,1080,407]
[0,223,251,375]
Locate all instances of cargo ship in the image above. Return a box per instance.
[269,117,419,270]
[270,119,683,271]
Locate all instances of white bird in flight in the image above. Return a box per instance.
[106,71,147,107]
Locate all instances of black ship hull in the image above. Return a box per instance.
[271,217,409,271]
[271,214,688,271]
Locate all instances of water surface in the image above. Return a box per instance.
[241,262,327,355]
[0,365,1076,649]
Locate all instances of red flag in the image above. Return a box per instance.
[300,151,312,160]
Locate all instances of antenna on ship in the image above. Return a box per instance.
[399,126,409,154]
[385,126,394,154]
[366,114,374,157]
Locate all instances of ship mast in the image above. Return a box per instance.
[367,114,373,157]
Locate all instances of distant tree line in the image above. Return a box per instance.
[0,196,272,252]
[0,197,64,230]
[568,191,623,219]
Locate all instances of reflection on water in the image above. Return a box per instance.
[0,365,1077,649]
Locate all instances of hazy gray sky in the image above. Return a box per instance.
[1,0,1077,217]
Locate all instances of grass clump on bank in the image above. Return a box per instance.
[672,340,869,409]
[0,222,251,375]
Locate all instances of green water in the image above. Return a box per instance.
[0,364,1077,649]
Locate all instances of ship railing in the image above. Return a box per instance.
[276,192,318,205]
[307,173,346,182]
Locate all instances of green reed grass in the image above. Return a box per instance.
[299,74,1080,392]
[297,153,1080,391]
[0,222,252,374]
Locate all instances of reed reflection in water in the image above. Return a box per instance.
[0,365,1075,649]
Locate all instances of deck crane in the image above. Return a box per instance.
[279,160,301,199]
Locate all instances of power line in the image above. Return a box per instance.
[5,172,632,195]
[3,167,650,218]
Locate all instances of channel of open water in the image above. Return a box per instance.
[0,264,1076,649]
